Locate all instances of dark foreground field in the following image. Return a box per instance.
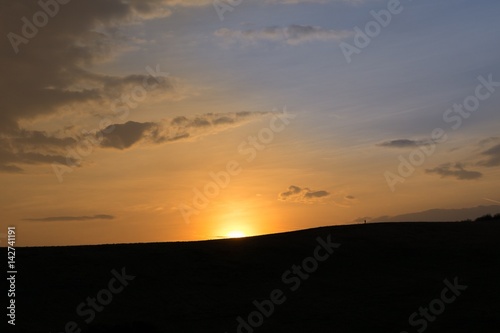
[11,222,500,333]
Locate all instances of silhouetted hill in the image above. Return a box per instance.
[12,222,500,333]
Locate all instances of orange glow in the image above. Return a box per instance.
[226,230,246,238]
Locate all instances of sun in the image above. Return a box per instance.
[226,230,246,238]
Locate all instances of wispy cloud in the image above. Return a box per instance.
[279,185,330,203]
[477,137,499,147]
[0,164,23,174]
[478,143,500,167]
[425,163,483,180]
[99,111,269,150]
[378,139,433,148]
[24,215,115,222]
[215,25,353,46]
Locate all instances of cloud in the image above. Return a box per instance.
[0,0,185,172]
[0,133,82,172]
[279,185,302,198]
[99,111,269,150]
[215,25,353,46]
[0,164,23,174]
[0,129,82,172]
[100,121,157,150]
[425,163,483,180]
[0,111,270,172]
[23,214,114,222]
[279,185,330,203]
[378,139,432,148]
[2,0,281,172]
[477,137,499,147]
[304,190,330,199]
[478,143,500,167]
[1,0,178,124]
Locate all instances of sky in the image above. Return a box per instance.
[1,0,499,246]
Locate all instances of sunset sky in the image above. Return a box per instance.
[1,0,499,246]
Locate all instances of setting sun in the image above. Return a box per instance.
[226,231,246,238]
